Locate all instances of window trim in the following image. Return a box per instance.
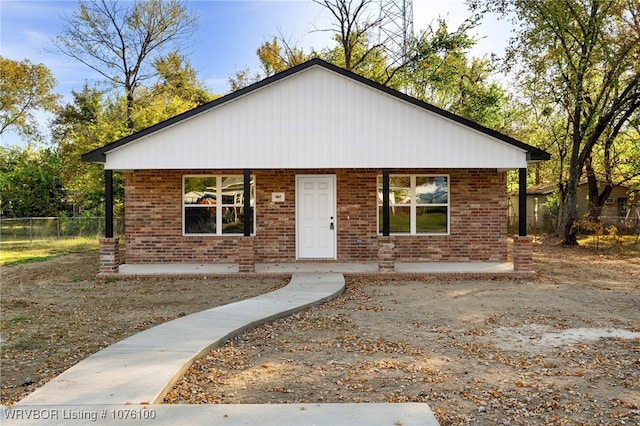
[182,174,255,236]
[378,174,450,236]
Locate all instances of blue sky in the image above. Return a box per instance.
[0,0,509,146]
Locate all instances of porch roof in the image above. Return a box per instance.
[82,59,550,171]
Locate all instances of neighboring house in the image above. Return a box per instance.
[82,59,550,275]
[509,181,639,232]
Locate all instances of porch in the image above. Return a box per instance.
[98,260,528,280]
[98,235,533,279]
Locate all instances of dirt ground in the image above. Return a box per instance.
[0,256,287,406]
[2,240,639,425]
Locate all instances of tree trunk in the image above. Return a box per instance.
[585,156,600,221]
[558,166,581,246]
[585,156,614,222]
[126,88,135,131]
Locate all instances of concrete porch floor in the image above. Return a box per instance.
[114,261,517,277]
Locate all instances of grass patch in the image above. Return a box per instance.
[0,237,99,266]
[11,334,48,351]
[9,315,30,325]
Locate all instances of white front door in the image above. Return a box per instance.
[296,175,336,259]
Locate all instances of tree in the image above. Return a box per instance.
[319,32,394,86]
[228,68,263,92]
[405,18,508,129]
[315,1,507,110]
[52,85,128,214]
[0,145,66,217]
[0,57,59,138]
[313,0,410,86]
[132,52,214,128]
[53,0,197,130]
[227,0,398,90]
[52,52,214,214]
[313,0,384,72]
[472,0,640,245]
[152,52,212,106]
[257,37,311,76]
[228,37,312,90]
[229,2,508,125]
[584,109,640,220]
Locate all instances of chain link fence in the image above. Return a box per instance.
[0,217,124,241]
[508,214,640,237]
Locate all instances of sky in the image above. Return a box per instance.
[0,0,510,147]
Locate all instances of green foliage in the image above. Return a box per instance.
[0,56,60,138]
[320,30,380,75]
[544,191,561,222]
[587,114,640,195]
[257,37,311,76]
[132,52,215,129]
[404,18,509,129]
[52,85,127,213]
[228,37,314,90]
[47,2,215,215]
[231,1,508,125]
[152,52,213,105]
[319,33,396,87]
[406,18,476,98]
[228,67,263,92]
[0,145,66,217]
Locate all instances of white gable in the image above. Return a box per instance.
[104,65,529,170]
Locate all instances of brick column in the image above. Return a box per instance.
[378,236,395,273]
[99,238,120,274]
[513,235,533,273]
[238,237,255,273]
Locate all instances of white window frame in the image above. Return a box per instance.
[182,175,255,236]
[378,174,450,236]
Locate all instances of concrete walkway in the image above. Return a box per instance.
[5,273,440,425]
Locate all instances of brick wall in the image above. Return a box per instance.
[124,168,507,264]
[391,169,508,262]
[124,170,244,264]
[253,170,296,261]
[336,170,379,260]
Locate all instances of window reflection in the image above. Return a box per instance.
[416,206,447,233]
[220,176,252,235]
[415,176,448,204]
[183,175,254,235]
[185,207,216,234]
[184,176,217,204]
[378,175,449,235]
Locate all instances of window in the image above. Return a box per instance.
[378,175,449,234]
[183,175,255,235]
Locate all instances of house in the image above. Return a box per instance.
[82,59,550,276]
[508,181,639,233]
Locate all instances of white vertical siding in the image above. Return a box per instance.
[105,65,528,170]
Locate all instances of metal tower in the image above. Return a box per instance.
[378,0,414,65]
